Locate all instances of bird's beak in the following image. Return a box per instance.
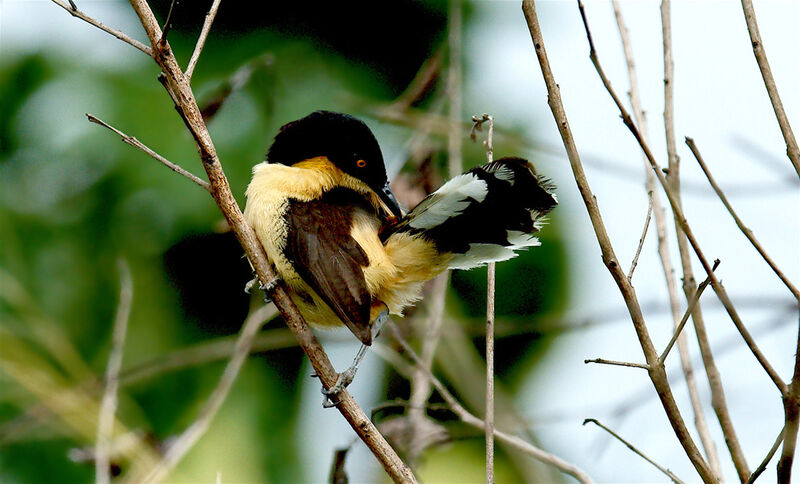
[378,181,403,220]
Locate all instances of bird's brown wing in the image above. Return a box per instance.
[284,189,374,345]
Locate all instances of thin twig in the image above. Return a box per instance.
[576,0,785,396]
[659,261,718,365]
[686,138,800,302]
[747,425,785,484]
[584,358,648,370]
[739,0,800,178]
[86,114,211,192]
[50,0,153,56]
[96,260,133,484]
[523,1,714,481]
[387,321,594,484]
[158,0,178,45]
[583,419,684,484]
[185,0,223,80]
[627,192,653,281]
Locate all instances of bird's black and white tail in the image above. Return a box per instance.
[385,157,557,269]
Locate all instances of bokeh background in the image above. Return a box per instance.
[1,0,798,482]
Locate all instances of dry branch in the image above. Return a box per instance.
[522,1,714,481]
[86,114,211,192]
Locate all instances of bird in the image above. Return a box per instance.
[244,110,557,405]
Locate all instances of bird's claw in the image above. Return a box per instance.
[321,369,357,408]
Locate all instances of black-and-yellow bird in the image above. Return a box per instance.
[244,111,556,402]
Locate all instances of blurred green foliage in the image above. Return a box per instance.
[0,2,567,482]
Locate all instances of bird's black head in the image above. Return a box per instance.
[267,111,401,217]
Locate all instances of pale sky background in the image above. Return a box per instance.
[3,0,799,483]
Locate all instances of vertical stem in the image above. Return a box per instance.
[483,113,496,484]
[486,262,495,484]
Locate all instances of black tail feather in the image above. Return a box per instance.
[387,157,556,269]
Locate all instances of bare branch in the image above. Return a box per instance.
[386,322,594,484]
[50,0,153,56]
[86,114,211,192]
[658,260,719,365]
[686,138,800,302]
[583,419,684,484]
[627,192,653,281]
[96,260,133,484]
[584,358,648,370]
[185,0,223,80]
[739,0,800,178]
[523,1,714,480]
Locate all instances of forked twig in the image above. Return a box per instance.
[86,114,211,192]
[583,419,684,484]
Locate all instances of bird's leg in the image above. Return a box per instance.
[321,306,389,408]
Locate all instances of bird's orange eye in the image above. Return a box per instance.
[356,159,367,168]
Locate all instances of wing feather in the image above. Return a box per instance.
[284,189,373,344]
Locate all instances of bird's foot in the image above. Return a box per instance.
[320,368,358,408]
[244,275,281,303]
